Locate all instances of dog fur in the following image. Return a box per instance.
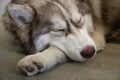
[1,0,120,76]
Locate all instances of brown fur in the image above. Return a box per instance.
[3,0,120,53]
[3,0,91,54]
[88,0,120,32]
[2,0,120,76]
[85,0,120,50]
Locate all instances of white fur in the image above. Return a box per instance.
[50,14,96,62]
[64,28,96,61]
[64,14,96,61]
[34,34,51,51]
[70,5,82,23]
[84,14,94,33]
[53,1,82,23]
[51,15,67,30]
[53,2,69,20]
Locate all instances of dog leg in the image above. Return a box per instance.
[17,46,66,76]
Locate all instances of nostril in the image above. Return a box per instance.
[80,45,95,59]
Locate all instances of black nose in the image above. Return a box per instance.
[80,45,95,59]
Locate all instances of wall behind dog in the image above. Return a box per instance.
[0,0,11,18]
[0,0,11,30]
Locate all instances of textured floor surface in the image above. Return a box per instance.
[0,0,120,80]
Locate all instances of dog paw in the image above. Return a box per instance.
[17,46,66,76]
[17,54,44,76]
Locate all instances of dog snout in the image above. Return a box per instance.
[80,45,96,59]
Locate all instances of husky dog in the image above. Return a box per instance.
[3,0,119,76]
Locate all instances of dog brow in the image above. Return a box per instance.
[52,1,69,21]
[52,1,72,34]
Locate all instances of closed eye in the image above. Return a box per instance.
[57,29,66,32]
[53,29,66,32]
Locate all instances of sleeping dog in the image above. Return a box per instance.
[3,0,120,76]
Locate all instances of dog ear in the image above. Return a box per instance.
[7,4,35,29]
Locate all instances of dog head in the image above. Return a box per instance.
[7,0,96,62]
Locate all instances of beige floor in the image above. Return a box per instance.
[0,1,120,80]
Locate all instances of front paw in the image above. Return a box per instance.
[17,46,66,76]
[17,54,43,76]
